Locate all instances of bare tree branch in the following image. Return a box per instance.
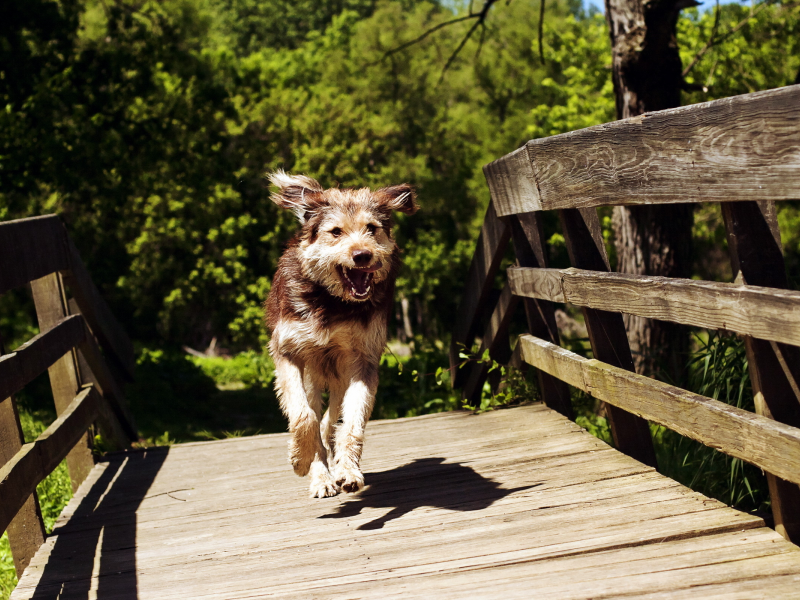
[682,0,772,78]
[373,0,500,76]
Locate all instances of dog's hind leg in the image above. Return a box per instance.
[274,357,337,497]
[333,361,379,493]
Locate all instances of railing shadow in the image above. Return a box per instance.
[319,457,538,530]
[28,448,169,599]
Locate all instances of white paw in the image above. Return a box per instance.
[309,463,339,498]
[334,465,365,493]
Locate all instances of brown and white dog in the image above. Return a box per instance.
[265,171,418,498]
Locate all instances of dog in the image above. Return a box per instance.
[265,171,418,498]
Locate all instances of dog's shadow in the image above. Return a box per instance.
[319,457,538,530]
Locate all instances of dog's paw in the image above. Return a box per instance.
[309,476,339,498]
[309,463,339,498]
[334,465,365,493]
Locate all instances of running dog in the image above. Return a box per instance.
[265,171,418,498]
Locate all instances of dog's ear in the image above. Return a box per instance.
[375,184,419,215]
[268,170,325,221]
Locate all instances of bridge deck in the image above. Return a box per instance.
[12,404,800,599]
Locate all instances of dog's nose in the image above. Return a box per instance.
[352,250,373,266]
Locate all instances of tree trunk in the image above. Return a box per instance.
[605,0,696,380]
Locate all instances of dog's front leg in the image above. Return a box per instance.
[333,362,378,493]
[274,356,337,497]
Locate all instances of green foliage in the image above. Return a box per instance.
[654,332,768,512]
[0,535,14,600]
[127,348,285,443]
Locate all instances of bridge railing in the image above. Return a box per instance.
[0,215,137,575]
[452,84,800,544]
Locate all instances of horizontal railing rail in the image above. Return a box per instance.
[454,84,800,545]
[485,85,800,215]
[0,214,137,576]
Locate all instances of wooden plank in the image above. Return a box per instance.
[0,386,99,536]
[461,283,519,405]
[449,203,511,387]
[558,208,657,467]
[483,146,542,215]
[16,405,799,600]
[722,200,800,544]
[62,236,135,380]
[509,213,572,418]
[517,334,800,486]
[69,296,136,444]
[30,273,95,492]
[0,215,69,295]
[0,315,86,403]
[488,85,800,216]
[508,266,800,346]
[0,334,45,578]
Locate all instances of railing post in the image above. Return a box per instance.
[509,213,573,418]
[558,208,657,468]
[722,200,800,544]
[0,332,46,576]
[30,272,95,491]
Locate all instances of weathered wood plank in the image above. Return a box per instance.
[461,282,519,404]
[483,146,542,214]
[30,273,95,491]
[489,85,800,216]
[62,236,135,380]
[68,299,136,443]
[508,266,800,346]
[558,208,657,468]
[0,333,47,577]
[518,334,800,485]
[508,213,572,418]
[0,215,69,295]
[722,200,800,544]
[0,315,86,404]
[0,386,99,536]
[449,203,511,387]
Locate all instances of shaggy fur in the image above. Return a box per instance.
[265,171,418,497]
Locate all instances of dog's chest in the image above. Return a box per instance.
[276,315,385,361]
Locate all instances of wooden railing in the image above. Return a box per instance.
[0,215,137,576]
[452,84,800,544]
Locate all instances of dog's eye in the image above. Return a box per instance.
[330,227,342,238]
[366,224,377,236]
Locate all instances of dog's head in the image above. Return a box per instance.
[269,171,418,302]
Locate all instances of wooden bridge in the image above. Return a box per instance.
[3,85,800,598]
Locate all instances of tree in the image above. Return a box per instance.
[605,0,696,379]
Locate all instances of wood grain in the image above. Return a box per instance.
[0,386,99,536]
[508,213,572,418]
[12,405,800,600]
[483,145,542,215]
[517,334,800,485]
[0,331,45,576]
[449,203,510,387]
[0,315,86,403]
[722,200,800,544]
[0,215,69,295]
[489,85,800,215]
[558,208,657,468]
[461,283,519,405]
[30,273,95,491]
[508,266,800,346]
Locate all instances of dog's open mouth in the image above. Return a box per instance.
[339,262,382,299]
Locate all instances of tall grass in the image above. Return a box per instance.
[654,332,769,512]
